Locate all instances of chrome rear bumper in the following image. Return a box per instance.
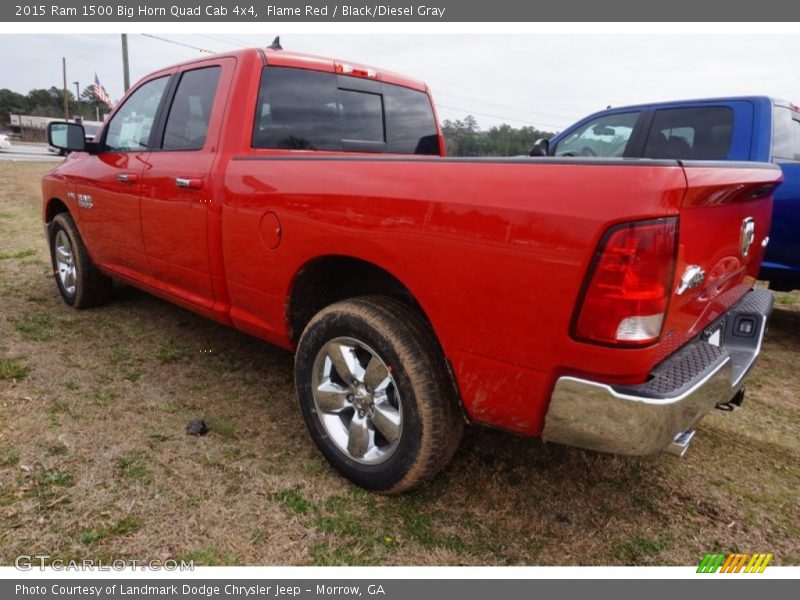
[541,288,773,456]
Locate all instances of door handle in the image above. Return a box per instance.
[175,177,203,190]
[117,173,138,184]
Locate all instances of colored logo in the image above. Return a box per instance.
[697,552,772,573]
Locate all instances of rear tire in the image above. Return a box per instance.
[48,212,113,308]
[295,296,464,493]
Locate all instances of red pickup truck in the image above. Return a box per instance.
[43,47,778,493]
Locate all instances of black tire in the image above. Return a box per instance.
[295,296,464,493]
[48,212,113,308]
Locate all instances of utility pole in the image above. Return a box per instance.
[73,81,80,119]
[62,57,69,121]
[121,34,130,92]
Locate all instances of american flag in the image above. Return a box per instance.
[93,73,113,108]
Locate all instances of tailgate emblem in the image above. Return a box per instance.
[740,217,755,257]
[676,265,706,295]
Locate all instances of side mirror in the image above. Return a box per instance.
[529,138,550,157]
[48,122,86,153]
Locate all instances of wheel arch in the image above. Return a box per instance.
[286,254,434,346]
[44,197,70,223]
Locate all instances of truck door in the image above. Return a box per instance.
[139,59,234,311]
[75,74,171,278]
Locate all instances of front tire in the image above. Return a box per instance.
[295,296,464,493]
[48,212,113,308]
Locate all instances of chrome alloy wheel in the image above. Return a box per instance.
[54,230,76,296]
[311,337,402,464]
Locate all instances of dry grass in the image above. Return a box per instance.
[1,161,798,566]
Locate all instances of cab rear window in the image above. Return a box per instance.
[643,107,733,159]
[252,66,439,154]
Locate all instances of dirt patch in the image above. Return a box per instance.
[1,161,798,565]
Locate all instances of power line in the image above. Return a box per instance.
[436,103,563,131]
[438,91,577,123]
[201,34,250,49]
[140,34,216,54]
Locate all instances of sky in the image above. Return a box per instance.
[0,33,799,132]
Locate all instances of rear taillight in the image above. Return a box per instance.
[573,217,678,347]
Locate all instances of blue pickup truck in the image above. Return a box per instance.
[534,97,800,291]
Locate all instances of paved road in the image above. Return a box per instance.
[0,143,62,162]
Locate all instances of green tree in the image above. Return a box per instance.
[80,84,110,110]
[24,87,71,118]
[442,115,556,157]
[0,88,28,122]
[441,117,483,156]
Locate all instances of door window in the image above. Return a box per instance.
[162,67,222,151]
[103,76,169,152]
[643,107,734,159]
[553,112,639,157]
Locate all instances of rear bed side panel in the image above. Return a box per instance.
[222,158,688,434]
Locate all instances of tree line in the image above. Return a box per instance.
[0,85,111,123]
[442,115,557,157]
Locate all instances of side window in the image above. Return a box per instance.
[162,66,222,151]
[104,76,169,152]
[643,107,733,159]
[553,112,639,157]
[772,106,800,161]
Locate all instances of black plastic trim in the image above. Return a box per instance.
[625,110,655,158]
[149,73,181,150]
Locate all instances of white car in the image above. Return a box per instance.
[0,133,11,149]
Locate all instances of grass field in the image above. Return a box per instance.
[1,161,798,566]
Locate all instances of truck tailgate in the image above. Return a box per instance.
[660,162,781,355]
